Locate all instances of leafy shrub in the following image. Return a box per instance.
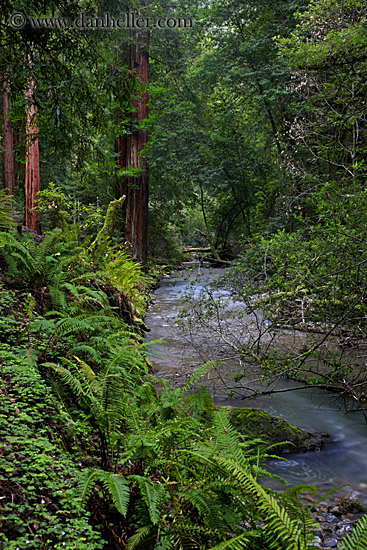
[36,182,103,235]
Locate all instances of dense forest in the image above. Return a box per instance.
[1,0,367,548]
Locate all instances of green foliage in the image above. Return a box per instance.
[207,533,261,550]
[0,225,154,546]
[69,375,321,550]
[44,336,149,466]
[102,245,152,317]
[36,183,104,235]
[0,228,70,289]
[0,190,16,229]
[208,413,319,550]
[4,1,364,546]
[0,224,332,550]
[340,514,367,550]
[78,469,130,517]
[0,224,151,328]
[148,0,308,251]
[0,347,104,549]
[35,183,72,229]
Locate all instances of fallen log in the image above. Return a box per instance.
[182,247,211,253]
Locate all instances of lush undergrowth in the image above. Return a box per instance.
[1,227,365,550]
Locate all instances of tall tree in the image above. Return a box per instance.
[3,77,15,195]
[117,24,149,264]
[24,62,40,233]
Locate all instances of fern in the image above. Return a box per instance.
[99,471,130,516]
[77,469,99,504]
[74,356,98,383]
[166,517,214,549]
[207,532,260,550]
[69,343,102,363]
[48,270,68,309]
[215,455,311,550]
[183,412,315,550]
[0,232,34,277]
[212,411,249,466]
[102,245,151,315]
[175,361,219,398]
[0,190,16,229]
[340,514,367,550]
[279,484,320,544]
[78,469,130,516]
[183,488,225,531]
[127,525,152,549]
[131,475,164,525]
[63,283,110,310]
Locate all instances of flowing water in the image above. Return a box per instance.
[145,265,367,502]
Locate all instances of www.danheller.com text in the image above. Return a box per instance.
[8,11,194,30]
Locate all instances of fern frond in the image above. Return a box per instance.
[340,514,367,550]
[212,411,247,466]
[77,468,99,504]
[99,471,130,516]
[207,532,260,550]
[131,475,164,525]
[54,316,94,336]
[77,469,129,516]
[74,356,97,383]
[215,456,309,550]
[48,272,68,309]
[127,525,152,550]
[69,343,102,363]
[0,192,16,229]
[70,271,105,284]
[176,361,219,397]
[0,232,33,274]
[48,363,87,399]
[48,361,104,421]
[184,489,224,530]
[63,283,109,309]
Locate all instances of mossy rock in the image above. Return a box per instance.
[227,407,331,454]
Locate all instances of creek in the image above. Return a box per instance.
[145,265,367,503]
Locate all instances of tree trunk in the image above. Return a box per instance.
[116,26,149,264]
[25,70,40,233]
[3,78,15,195]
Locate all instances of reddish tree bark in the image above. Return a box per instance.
[25,72,40,233]
[115,123,128,199]
[116,27,149,263]
[3,78,15,195]
[13,131,21,189]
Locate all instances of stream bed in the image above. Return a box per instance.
[145,266,367,503]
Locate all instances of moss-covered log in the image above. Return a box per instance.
[90,195,126,250]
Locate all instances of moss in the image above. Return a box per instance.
[90,195,125,249]
[227,407,331,454]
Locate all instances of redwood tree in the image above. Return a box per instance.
[3,77,15,195]
[117,26,149,264]
[24,67,40,233]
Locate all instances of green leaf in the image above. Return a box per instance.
[100,472,130,517]
[132,475,162,525]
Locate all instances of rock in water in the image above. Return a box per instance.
[227,407,331,453]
